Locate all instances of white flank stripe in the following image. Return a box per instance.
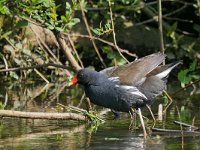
[108,77,120,82]
[131,91,147,99]
[116,85,147,99]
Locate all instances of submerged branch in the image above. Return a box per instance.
[0,110,86,121]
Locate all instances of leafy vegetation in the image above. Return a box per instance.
[0,0,199,90]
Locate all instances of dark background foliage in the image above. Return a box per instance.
[0,0,199,87]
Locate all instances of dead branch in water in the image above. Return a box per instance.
[0,110,86,121]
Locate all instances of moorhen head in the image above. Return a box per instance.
[71,69,107,86]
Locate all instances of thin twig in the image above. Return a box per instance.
[163,90,173,113]
[158,0,165,61]
[66,33,137,58]
[135,4,187,27]
[16,15,42,27]
[108,0,129,63]
[58,104,105,123]
[2,54,8,75]
[197,0,200,21]
[164,17,193,23]
[30,25,71,76]
[55,33,82,71]
[0,63,69,73]
[67,35,84,68]
[30,26,60,63]
[147,0,193,6]
[172,79,200,95]
[3,92,8,108]
[79,0,106,67]
[176,106,184,150]
[190,81,197,95]
[34,68,49,83]
[163,5,187,17]
[46,83,67,103]
[77,92,86,107]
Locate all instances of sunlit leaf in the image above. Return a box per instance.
[55,27,64,32]
[22,48,31,56]
[67,18,80,28]
[91,28,102,36]
[4,45,14,52]
[0,6,10,15]
[15,43,22,49]
[61,15,67,22]
[9,71,19,80]
[14,58,21,65]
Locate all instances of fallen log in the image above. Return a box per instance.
[0,110,86,121]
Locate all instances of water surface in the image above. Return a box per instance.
[0,81,199,150]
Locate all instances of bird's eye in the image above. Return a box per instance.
[78,73,84,78]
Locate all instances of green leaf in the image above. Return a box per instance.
[55,27,64,32]
[167,22,177,38]
[66,18,80,28]
[91,28,102,36]
[15,43,22,49]
[66,2,72,11]
[189,60,196,71]
[0,6,10,15]
[14,58,21,65]
[9,72,19,80]
[178,69,191,87]
[193,24,200,33]
[61,15,67,22]
[4,45,14,52]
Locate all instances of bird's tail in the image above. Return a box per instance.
[147,60,182,79]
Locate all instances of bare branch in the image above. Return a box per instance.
[68,35,84,68]
[55,33,82,71]
[66,33,137,58]
[0,63,69,73]
[108,0,130,63]
[79,0,106,67]
[158,0,165,64]
[0,110,86,121]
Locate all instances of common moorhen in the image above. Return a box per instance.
[69,52,181,138]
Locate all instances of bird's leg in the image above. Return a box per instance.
[111,110,121,120]
[129,108,136,130]
[129,108,134,119]
[146,104,156,122]
[138,108,147,140]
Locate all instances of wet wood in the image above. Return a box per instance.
[158,104,163,121]
[0,110,86,121]
[173,121,199,131]
[152,128,200,136]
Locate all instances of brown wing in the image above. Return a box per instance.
[110,52,166,85]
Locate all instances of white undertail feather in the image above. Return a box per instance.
[155,68,172,79]
[156,61,182,79]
